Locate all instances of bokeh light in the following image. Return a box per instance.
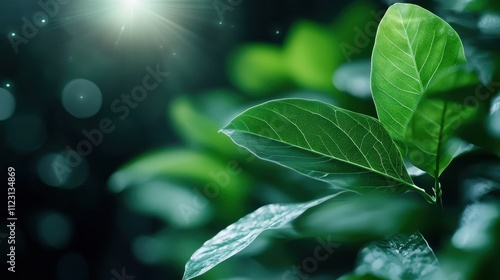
[36,152,89,189]
[6,114,47,153]
[62,79,102,119]
[0,88,16,121]
[37,211,73,249]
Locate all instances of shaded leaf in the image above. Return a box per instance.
[221,98,431,200]
[371,3,477,176]
[182,193,344,280]
[355,232,439,280]
[437,202,500,279]
[294,194,432,242]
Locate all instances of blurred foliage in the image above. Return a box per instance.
[108,1,500,279]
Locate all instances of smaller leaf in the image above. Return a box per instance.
[354,232,439,280]
[182,193,345,280]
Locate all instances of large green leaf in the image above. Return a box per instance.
[182,193,343,280]
[371,3,477,177]
[354,232,439,280]
[221,98,431,200]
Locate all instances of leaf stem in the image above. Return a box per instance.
[434,179,443,209]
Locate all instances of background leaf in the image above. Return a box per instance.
[294,194,432,243]
[353,232,439,280]
[221,98,430,199]
[227,44,291,95]
[284,21,341,93]
[182,193,343,280]
[371,3,477,176]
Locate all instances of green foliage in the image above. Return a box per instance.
[181,3,500,280]
[108,1,500,279]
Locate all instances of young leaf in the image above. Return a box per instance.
[221,98,431,200]
[182,193,343,280]
[371,3,477,177]
[354,232,439,280]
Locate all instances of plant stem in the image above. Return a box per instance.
[434,179,443,209]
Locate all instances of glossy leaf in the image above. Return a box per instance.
[354,232,439,280]
[221,98,431,200]
[182,193,343,280]
[371,3,477,176]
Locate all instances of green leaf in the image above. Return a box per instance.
[182,193,344,280]
[284,20,341,93]
[354,232,439,280]
[227,44,290,95]
[107,149,252,221]
[221,98,431,200]
[371,3,477,176]
[168,92,242,157]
